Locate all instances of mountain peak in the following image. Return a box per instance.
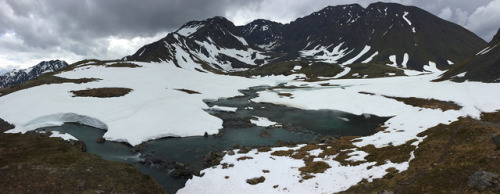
[0,60,69,89]
[491,28,500,44]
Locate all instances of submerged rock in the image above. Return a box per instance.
[96,137,106,143]
[131,142,147,153]
[203,151,226,166]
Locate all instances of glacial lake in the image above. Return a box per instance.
[40,86,390,193]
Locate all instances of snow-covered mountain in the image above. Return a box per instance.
[125,2,486,73]
[0,60,69,89]
[439,28,500,82]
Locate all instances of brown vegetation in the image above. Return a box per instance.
[384,96,462,111]
[175,88,201,94]
[342,117,500,193]
[0,131,166,193]
[106,62,142,68]
[70,87,132,98]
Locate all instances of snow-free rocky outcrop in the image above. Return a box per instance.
[125,2,486,73]
[440,28,500,82]
[0,60,69,89]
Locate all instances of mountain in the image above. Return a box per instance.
[124,2,486,75]
[0,60,69,89]
[439,28,500,82]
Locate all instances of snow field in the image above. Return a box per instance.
[0,62,267,146]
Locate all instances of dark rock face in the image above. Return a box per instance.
[0,60,68,89]
[467,171,500,191]
[440,28,500,83]
[125,3,485,73]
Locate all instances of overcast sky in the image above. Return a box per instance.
[0,0,499,73]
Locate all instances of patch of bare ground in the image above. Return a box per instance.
[0,76,100,97]
[384,96,462,111]
[0,125,166,193]
[247,176,266,185]
[277,93,293,98]
[341,117,500,193]
[174,88,201,94]
[70,87,132,98]
[237,156,253,161]
[106,62,142,68]
[481,111,500,123]
[0,59,136,97]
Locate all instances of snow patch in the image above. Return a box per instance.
[49,131,78,141]
[342,45,371,65]
[250,117,278,127]
[209,105,238,112]
[333,67,351,79]
[362,51,378,63]
[402,12,412,25]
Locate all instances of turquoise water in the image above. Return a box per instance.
[40,86,389,193]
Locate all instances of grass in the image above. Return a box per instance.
[383,96,462,111]
[341,63,405,79]
[106,62,142,68]
[341,116,500,193]
[0,59,133,97]
[359,139,417,165]
[70,87,132,98]
[0,126,166,193]
[246,176,266,185]
[299,161,331,174]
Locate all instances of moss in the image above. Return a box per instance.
[299,161,331,174]
[70,87,132,98]
[480,111,500,123]
[383,96,461,111]
[106,62,142,68]
[246,176,266,185]
[271,150,295,157]
[237,156,253,161]
[257,146,272,152]
[0,132,166,193]
[360,139,417,165]
[341,117,500,193]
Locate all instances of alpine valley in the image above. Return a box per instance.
[1,2,499,194]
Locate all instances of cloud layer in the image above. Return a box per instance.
[0,0,498,71]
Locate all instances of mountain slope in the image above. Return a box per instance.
[439,28,500,82]
[124,17,270,72]
[125,2,486,75]
[278,3,486,70]
[0,60,69,89]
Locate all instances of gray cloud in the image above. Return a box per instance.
[0,0,498,70]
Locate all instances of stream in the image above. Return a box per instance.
[39,85,390,193]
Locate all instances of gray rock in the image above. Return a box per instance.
[491,135,500,149]
[378,190,394,194]
[467,171,499,191]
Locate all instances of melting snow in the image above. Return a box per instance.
[342,45,371,65]
[209,105,238,112]
[250,117,278,127]
[1,62,267,146]
[49,131,78,141]
[402,53,409,68]
[423,61,443,73]
[362,51,378,63]
[402,12,412,25]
